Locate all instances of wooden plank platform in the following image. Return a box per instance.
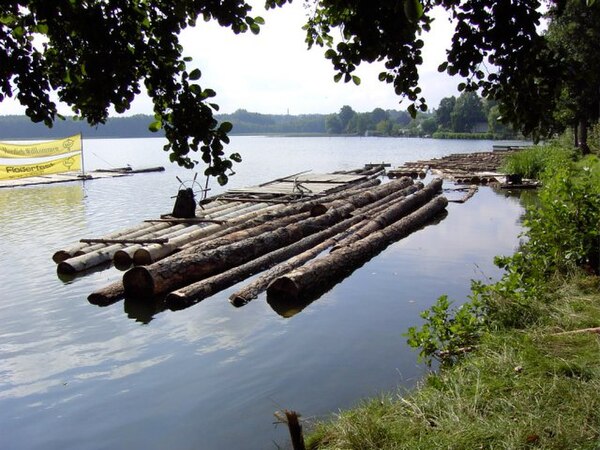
[225,173,367,196]
[0,171,128,188]
[0,166,164,189]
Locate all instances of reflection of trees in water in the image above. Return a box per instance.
[0,183,84,224]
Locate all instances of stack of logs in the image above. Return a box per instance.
[61,176,448,311]
[388,151,516,184]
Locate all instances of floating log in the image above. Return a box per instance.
[123,178,413,299]
[331,178,443,250]
[88,280,125,306]
[95,166,165,174]
[80,237,169,244]
[132,202,279,265]
[447,185,478,203]
[267,195,449,301]
[145,218,226,224]
[229,183,426,306]
[166,210,369,309]
[52,221,163,262]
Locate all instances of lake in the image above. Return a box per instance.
[0,136,526,449]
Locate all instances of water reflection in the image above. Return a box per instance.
[124,297,167,324]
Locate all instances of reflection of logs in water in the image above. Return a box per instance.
[267,195,449,301]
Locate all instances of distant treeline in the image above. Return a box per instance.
[0,114,158,140]
[0,111,328,140]
[0,96,519,140]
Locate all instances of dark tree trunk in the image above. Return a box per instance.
[580,120,590,155]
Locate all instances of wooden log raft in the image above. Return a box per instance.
[91,180,408,306]
[267,195,449,301]
[172,177,382,256]
[122,177,413,299]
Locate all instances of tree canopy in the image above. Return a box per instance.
[1,0,264,184]
[1,0,599,183]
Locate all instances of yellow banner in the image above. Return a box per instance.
[0,134,81,159]
[0,153,82,180]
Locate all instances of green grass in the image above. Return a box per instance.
[500,144,575,179]
[306,276,600,450]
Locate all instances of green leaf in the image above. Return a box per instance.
[352,75,361,86]
[230,153,242,163]
[189,68,201,80]
[324,49,336,59]
[333,73,343,83]
[403,0,424,23]
[407,104,417,118]
[438,62,448,72]
[217,174,228,185]
[254,16,265,25]
[148,120,162,132]
[219,121,233,133]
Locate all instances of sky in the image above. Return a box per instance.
[0,2,461,117]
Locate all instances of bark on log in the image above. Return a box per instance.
[267,195,449,300]
[123,178,411,299]
[168,178,385,258]
[229,183,424,306]
[133,202,281,265]
[72,221,179,257]
[88,280,125,306]
[80,238,169,244]
[166,211,368,309]
[57,223,191,274]
[331,178,442,250]
[52,221,167,262]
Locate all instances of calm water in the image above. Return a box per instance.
[0,136,526,449]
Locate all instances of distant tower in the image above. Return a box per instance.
[287,108,290,115]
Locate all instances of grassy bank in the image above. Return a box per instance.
[306,143,600,449]
[307,276,600,449]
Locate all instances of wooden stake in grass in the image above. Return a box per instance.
[274,410,306,450]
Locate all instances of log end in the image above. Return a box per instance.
[113,249,133,268]
[165,291,192,311]
[52,250,71,263]
[229,294,250,308]
[88,283,125,306]
[57,260,77,275]
[133,248,153,266]
[266,277,300,302]
[123,266,156,299]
